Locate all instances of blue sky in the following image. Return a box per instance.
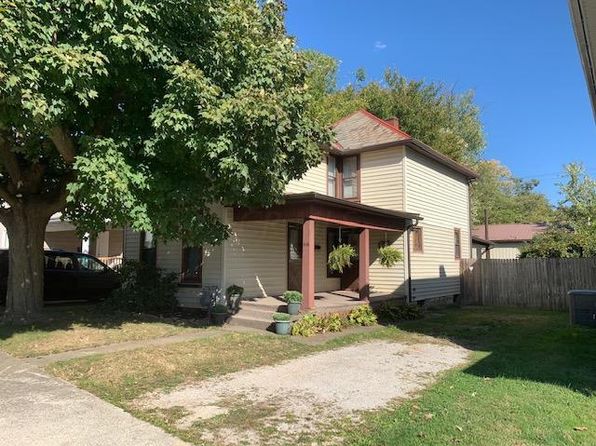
[285,0,596,203]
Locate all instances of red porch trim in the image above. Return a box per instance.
[359,228,370,300]
[301,219,316,310]
[308,215,401,232]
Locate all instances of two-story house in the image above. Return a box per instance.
[123,110,476,308]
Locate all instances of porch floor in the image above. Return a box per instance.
[243,290,393,314]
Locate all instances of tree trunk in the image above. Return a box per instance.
[3,206,49,323]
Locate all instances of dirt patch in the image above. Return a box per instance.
[138,340,469,445]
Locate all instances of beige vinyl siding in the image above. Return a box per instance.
[223,212,341,298]
[369,230,407,296]
[404,148,471,301]
[224,208,288,298]
[123,227,140,260]
[360,146,405,209]
[108,229,123,256]
[285,160,327,195]
[489,242,523,259]
[156,240,181,275]
[44,231,81,252]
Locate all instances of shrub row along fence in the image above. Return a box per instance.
[460,257,596,311]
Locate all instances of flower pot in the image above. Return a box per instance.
[287,302,301,315]
[275,320,291,335]
[211,312,229,325]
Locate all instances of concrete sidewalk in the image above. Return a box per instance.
[0,352,189,446]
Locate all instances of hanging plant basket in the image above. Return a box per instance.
[328,244,356,273]
[377,245,403,268]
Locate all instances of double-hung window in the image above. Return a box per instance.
[326,155,359,200]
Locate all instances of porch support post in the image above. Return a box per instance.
[359,228,370,301]
[301,219,316,310]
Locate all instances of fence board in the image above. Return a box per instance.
[460,258,596,310]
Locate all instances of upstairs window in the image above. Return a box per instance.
[181,246,202,284]
[454,228,462,259]
[140,231,157,266]
[326,155,359,200]
[342,156,358,199]
[327,156,337,196]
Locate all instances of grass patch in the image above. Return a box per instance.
[0,305,207,357]
[46,307,596,446]
[339,307,596,446]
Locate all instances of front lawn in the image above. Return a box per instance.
[0,305,208,357]
[47,307,596,445]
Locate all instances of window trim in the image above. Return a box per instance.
[326,155,360,202]
[454,228,462,259]
[412,227,424,254]
[180,245,203,285]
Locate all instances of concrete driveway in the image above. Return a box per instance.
[0,352,188,446]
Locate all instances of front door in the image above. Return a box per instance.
[287,223,302,291]
[340,230,359,291]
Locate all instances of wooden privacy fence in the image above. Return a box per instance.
[460,258,596,311]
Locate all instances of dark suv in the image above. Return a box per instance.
[0,250,121,303]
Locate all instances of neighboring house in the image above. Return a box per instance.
[472,223,547,259]
[0,214,124,268]
[123,110,477,308]
[471,235,493,260]
[569,0,596,118]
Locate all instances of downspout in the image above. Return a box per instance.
[405,218,419,303]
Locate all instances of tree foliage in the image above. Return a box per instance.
[302,53,485,163]
[471,160,553,225]
[0,0,328,318]
[521,163,596,258]
[1,0,327,243]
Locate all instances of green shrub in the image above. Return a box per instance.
[212,303,229,314]
[103,260,177,315]
[226,284,244,297]
[283,290,303,303]
[319,313,344,333]
[291,314,321,336]
[328,244,356,273]
[375,302,424,322]
[273,312,291,322]
[377,245,403,268]
[347,305,378,326]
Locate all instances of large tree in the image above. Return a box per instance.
[302,54,486,164]
[0,0,327,321]
[471,160,553,225]
[521,163,596,258]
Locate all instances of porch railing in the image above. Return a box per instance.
[98,255,124,269]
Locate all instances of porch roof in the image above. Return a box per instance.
[233,192,422,232]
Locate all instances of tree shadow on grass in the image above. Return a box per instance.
[0,302,211,342]
[394,306,596,396]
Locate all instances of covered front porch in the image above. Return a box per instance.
[234,192,420,309]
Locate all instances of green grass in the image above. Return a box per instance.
[340,307,596,446]
[46,307,596,445]
[0,305,208,357]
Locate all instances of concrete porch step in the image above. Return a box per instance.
[227,314,274,331]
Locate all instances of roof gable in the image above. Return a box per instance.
[332,109,410,151]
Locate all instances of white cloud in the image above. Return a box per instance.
[374,41,387,50]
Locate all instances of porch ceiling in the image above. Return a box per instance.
[233,192,422,232]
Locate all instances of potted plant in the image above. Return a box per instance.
[272,312,292,335]
[283,290,303,315]
[210,303,230,325]
[377,245,403,268]
[226,284,244,312]
[328,243,356,273]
